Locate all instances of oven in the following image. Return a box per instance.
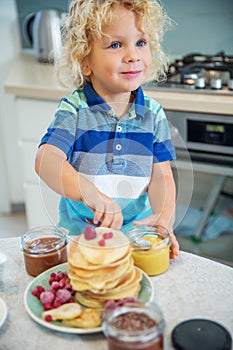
[153,51,233,165]
[167,110,233,167]
[150,51,233,239]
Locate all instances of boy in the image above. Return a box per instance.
[35,0,179,258]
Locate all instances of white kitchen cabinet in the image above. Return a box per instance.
[16,97,60,228]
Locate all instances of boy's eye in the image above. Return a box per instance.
[110,42,121,49]
[136,40,146,47]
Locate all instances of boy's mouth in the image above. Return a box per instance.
[121,70,142,78]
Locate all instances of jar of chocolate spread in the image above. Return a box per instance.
[102,303,165,350]
[21,226,68,276]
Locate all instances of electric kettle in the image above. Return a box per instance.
[23,9,63,63]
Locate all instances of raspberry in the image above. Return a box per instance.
[36,285,45,293]
[59,278,66,288]
[51,281,60,290]
[32,289,40,298]
[43,303,52,311]
[45,315,53,322]
[53,300,62,308]
[56,271,67,281]
[56,289,71,304]
[40,291,55,305]
[84,225,97,240]
[105,300,116,310]
[49,277,55,285]
[98,239,105,247]
[103,232,113,239]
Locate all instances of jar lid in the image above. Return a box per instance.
[172,319,232,350]
[21,226,68,254]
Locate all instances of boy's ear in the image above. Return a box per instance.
[82,59,92,76]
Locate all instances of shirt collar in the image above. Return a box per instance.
[83,82,145,118]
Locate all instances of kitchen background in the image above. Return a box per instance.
[0,0,232,265]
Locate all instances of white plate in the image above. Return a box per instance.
[0,298,7,328]
[24,263,154,334]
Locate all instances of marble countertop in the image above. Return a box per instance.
[0,237,232,349]
[4,54,233,115]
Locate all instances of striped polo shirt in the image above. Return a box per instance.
[39,83,176,235]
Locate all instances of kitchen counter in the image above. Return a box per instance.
[4,54,233,115]
[0,237,232,349]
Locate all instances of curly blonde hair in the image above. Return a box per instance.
[57,0,171,89]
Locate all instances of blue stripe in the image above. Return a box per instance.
[39,128,75,158]
[74,129,154,155]
[153,139,176,162]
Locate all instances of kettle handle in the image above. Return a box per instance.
[23,12,35,46]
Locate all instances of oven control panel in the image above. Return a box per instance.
[166,110,233,156]
[187,120,233,146]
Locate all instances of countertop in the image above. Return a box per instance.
[4,54,233,115]
[0,237,232,350]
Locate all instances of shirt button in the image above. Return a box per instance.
[116,144,122,151]
[117,125,122,132]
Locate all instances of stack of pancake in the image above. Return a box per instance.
[68,227,142,308]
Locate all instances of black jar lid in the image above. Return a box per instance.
[171,319,232,350]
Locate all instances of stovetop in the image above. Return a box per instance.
[148,51,233,95]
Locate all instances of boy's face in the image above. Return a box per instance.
[84,5,152,100]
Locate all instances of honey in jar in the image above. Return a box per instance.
[127,226,171,276]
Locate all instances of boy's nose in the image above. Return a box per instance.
[125,55,140,63]
[124,47,140,63]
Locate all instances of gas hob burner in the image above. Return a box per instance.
[165,51,233,93]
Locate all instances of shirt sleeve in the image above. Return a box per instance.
[153,105,176,162]
[38,97,78,160]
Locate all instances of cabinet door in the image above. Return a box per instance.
[20,140,38,183]
[16,97,60,228]
[16,98,58,141]
[24,182,60,228]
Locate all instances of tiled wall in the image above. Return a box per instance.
[16,0,233,55]
[162,0,233,56]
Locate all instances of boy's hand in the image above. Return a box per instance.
[133,214,179,259]
[80,178,123,229]
[92,193,123,229]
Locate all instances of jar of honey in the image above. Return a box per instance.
[127,226,171,276]
[102,302,165,350]
[21,226,68,277]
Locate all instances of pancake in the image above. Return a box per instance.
[69,264,134,292]
[68,258,134,290]
[75,281,141,308]
[68,227,141,309]
[68,241,132,270]
[74,292,106,309]
[78,227,130,265]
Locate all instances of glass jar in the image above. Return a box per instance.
[21,226,68,276]
[126,226,171,276]
[102,303,165,350]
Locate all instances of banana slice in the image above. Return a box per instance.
[42,303,82,321]
[62,308,101,328]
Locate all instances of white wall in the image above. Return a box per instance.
[0,0,24,212]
